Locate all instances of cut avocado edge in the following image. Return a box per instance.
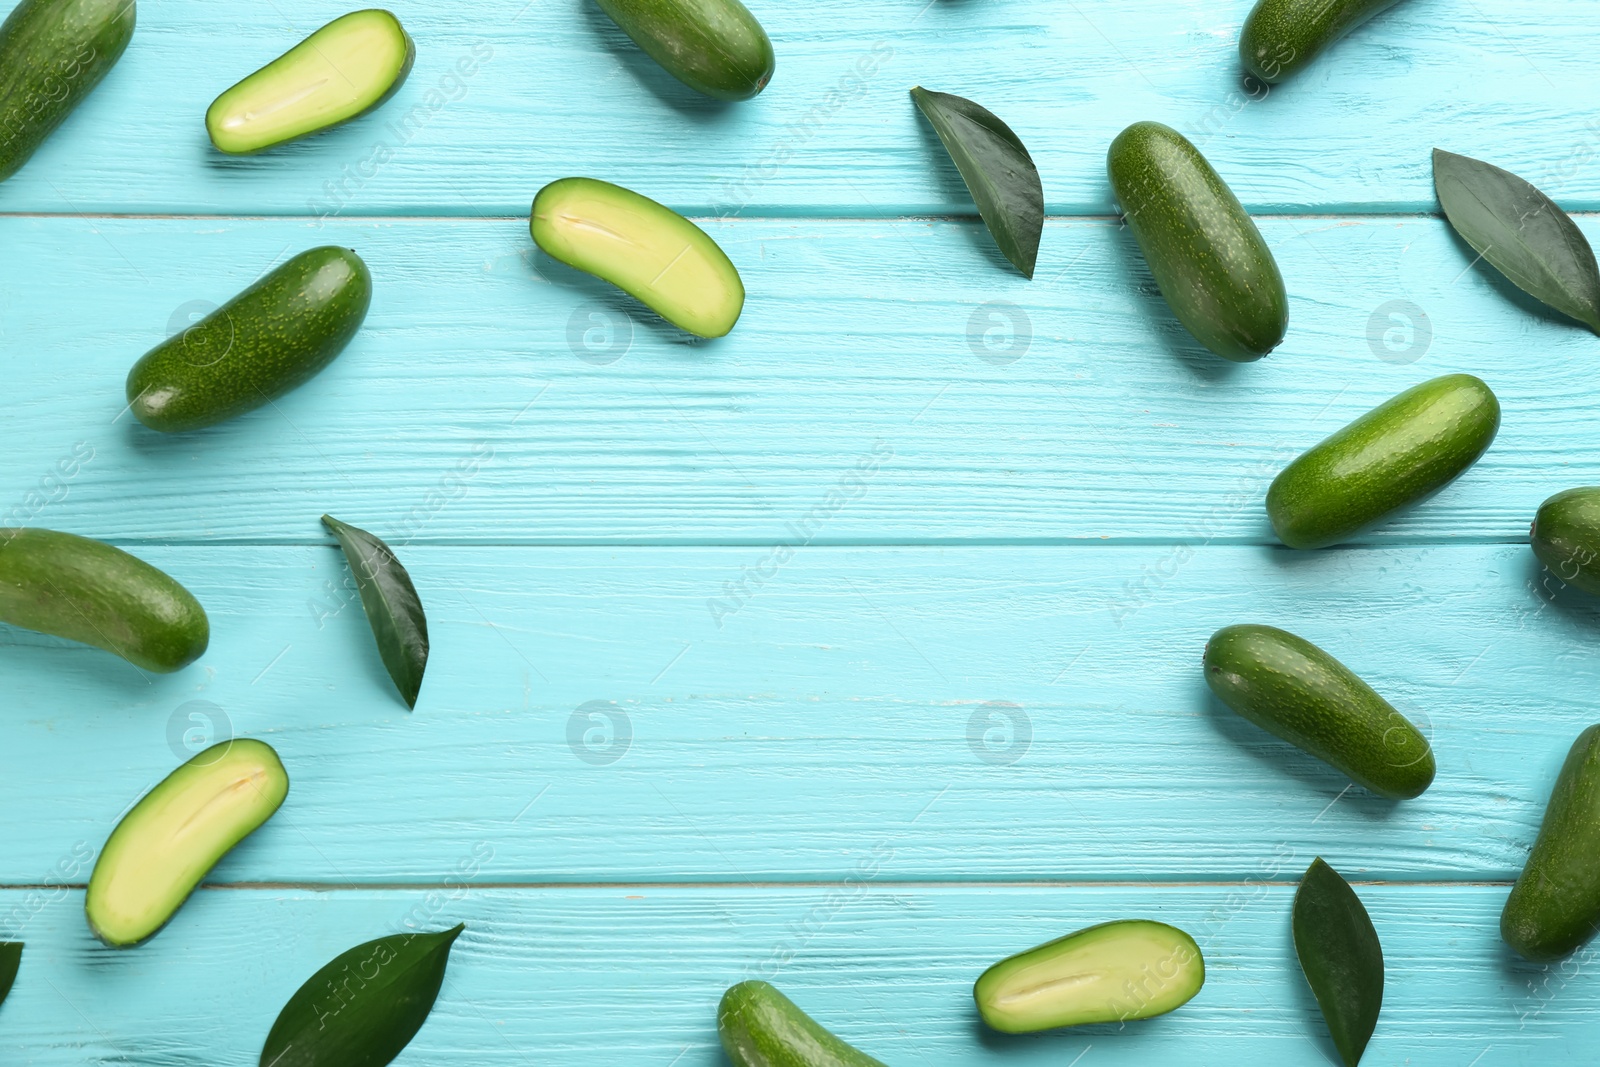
[86,739,289,948]
[974,919,1205,1033]
[206,9,415,154]
[531,177,745,339]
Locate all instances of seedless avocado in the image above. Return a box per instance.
[1204,624,1434,799]
[86,739,288,947]
[532,177,745,338]
[206,9,414,154]
[1531,488,1600,597]
[1240,0,1406,84]
[594,0,774,101]
[1267,374,1500,549]
[1107,121,1287,362]
[718,981,887,1067]
[974,920,1204,1032]
[0,0,136,182]
[125,246,372,433]
[1502,725,1600,961]
[0,528,207,672]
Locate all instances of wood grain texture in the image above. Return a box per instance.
[0,0,1596,215]
[2,213,1597,546]
[0,542,1590,884]
[5,0,1600,1058]
[0,885,1578,1065]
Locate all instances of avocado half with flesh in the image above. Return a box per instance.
[206,9,415,154]
[975,919,1205,1032]
[86,739,288,947]
[531,177,745,338]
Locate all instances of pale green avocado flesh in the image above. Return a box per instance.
[531,177,745,338]
[86,740,288,947]
[975,920,1205,1032]
[206,9,414,153]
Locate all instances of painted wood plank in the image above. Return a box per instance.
[2,213,1596,545]
[0,884,1582,1064]
[1,0,1597,215]
[1,542,1591,884]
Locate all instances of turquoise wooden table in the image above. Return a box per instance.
[3,0,1599,1062]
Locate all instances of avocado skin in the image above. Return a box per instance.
[126,246,371,433]
[1240,0,1405,84]
[594,0,774,101]
[1267,374,1499,550]
[0,528,207,672]
[1204,624,1435,800]
[718,981,887,1067]
[1107,121,1287,362]
[1532,488,1600,597]
[1503,725,1600,961]
[0,0,136,181]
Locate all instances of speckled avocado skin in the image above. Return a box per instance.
[0,0,136,182]
[593,0,774,101]
[1502,725,1600,961]
[1531,488,1600,597]
[1204,624,1435,800]
[1267,373,1500,550]
[718,981,887,1067]
[126,246,371,433]
[0,528,208,672]
[1107,121,1287,362]
[1240,0,1405,84]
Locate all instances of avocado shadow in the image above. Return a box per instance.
[529,247,721,353]
[0,629,194,696]
[1105,222,1247,383]
[1256,538,1359,578]
[579,1,739,120]
[1492,930,1548,986]
[1200,685,1405,823]
[198,101,390,174]
[1520,553,1600,635]
[970,1010,1139,1054]
[119,413,219,457]
[118,386,338,457]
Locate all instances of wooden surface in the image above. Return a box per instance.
[1,0,1597,1063]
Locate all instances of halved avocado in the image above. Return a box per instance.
[206,9,414,154]
[86,739,288,947]
[531,177,745,338]
[974,919,1205,1032]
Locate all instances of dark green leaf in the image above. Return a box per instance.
[0,942,20,1007]
[1293,858,1383,1067]
[322,515,429,709]
[260,924,465,1067]
[911,87,1043,278]
[1433,148,1600,333]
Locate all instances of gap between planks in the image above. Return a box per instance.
[54,536,1537,549]
[0,879,1520,891]
[0,210,1501,223]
